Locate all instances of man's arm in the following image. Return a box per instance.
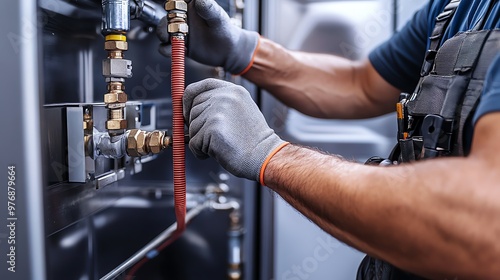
[243,38,400,119]
[263,113,500,280]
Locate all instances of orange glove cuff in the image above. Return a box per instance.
[259,142,290,186]
[235,36,262,76]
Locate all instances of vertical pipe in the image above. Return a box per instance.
[101,0,130,35]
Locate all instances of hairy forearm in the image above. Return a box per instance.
[243,38,399,119]
[264,144,500,279]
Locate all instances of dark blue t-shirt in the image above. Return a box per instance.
[369,0,500,138]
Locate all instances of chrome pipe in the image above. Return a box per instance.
[102,0,130,35]
[100,202,209,280]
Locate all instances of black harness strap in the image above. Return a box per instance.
[421,30,491,158]
[421,0,461,76]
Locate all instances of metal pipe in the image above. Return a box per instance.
[93,130,128,159]
[100,202,209,280]
[227,203,243,280]
[130,0,166,26]
[88,129,172,159]
[102,0,131,35]
[213,200,243,280]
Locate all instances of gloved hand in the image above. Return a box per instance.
[157,0,260,75]
[184,78,289,182]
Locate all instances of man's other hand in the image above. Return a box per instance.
[157,0,260,74]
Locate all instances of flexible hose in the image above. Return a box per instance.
[171,35,187,231]
[125,37,186,277]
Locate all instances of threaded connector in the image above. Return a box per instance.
[126,129,171,157]
[165,0,188,35]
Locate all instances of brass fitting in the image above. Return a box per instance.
[127,129,148,157]
[104,40,128,51]
[165,0,188,12]
[106,119,128,130]
[103,35,130,136]
[126,129,171,157]
[146,131,164,154]
[83,110,93,132]
[168,12,187,20]
[104,92,128,104]
[165,0,188,35]
[168,23,189,34]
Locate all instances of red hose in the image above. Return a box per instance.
[125,30,187,280]
[171,35,187,231]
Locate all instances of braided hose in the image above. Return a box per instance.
[171,35,187,231]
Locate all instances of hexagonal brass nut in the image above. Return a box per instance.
[104,92,128,104]
[104,40,128,51]
[127,129,148,157]
[168,12,187,20]
[83,120,93,130]
[106,119,128,130]
[165,0,188,12]
[147,131,164,154]
[168,23,189,34]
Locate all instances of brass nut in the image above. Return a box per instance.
[163,135,171,148]
[165,1,188,12]
[83,120,93,130]
[168,23,189,34]
[168,13,187,20]
[127,129,147,157]
[107,103,126,109]
[147,131,164,154]
[107,82,125,91]
[106,119,127,130]
[104,41,128,51]
[104,92,128,104]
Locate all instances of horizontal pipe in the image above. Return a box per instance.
[100,202,209,280]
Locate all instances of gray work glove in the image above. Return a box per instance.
[157,0,260,74]
[184,79,288,182]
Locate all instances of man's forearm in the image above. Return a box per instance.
[243,38,400,119]
[264,144,500,279]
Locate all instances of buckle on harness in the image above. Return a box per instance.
[421,114,453,158]
[421,50,438,76]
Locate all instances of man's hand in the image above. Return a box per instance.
[157,0,259,74]
[183,78,287,181]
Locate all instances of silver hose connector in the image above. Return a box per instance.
[102,0,131,35]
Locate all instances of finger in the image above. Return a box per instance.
[188,93,213,123]
[194,0,229,25]
[188,121,210,160]
[183,78,234,121]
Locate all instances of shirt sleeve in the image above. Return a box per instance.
[368,3,432,93]
[473,53,500,125]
